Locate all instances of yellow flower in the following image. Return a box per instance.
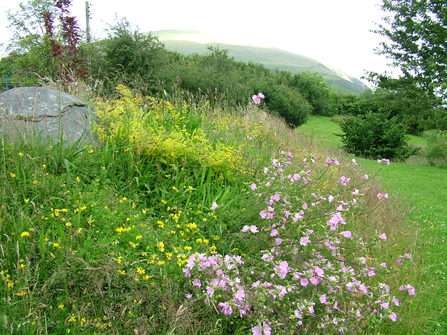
[68,315,76,322]
[135,235,143,240]
[9,173,16,178]
[136,267,145,275]
[24,198,30,204]
[15,291,26,296]
[117,269,126,275]
[58,304,65,310]
[53,243,60,248]
[20,232,30,237]
[88,149,94,154]
[18,152,24,156]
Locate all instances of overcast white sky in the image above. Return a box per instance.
[0,0,394,79]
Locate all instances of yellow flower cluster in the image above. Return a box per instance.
[93,85,246,176]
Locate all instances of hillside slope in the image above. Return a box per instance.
[153,30,366,95]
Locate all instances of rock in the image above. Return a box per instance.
[0,87,96,146]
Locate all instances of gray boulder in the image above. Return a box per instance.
[0,87,96,146]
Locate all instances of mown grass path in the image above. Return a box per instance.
[298,115,447,333]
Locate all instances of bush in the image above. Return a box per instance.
[262,83,311,128]
[424,130,447,166]
[338,112,417,160]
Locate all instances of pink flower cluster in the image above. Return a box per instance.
[184,152,415,333]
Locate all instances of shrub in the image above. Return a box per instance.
[262,83,311,128]
[184,152,416,334]
[337,112,418,161]
[424,130,447,166]
[93,85,247,177]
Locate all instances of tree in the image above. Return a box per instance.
[290,72,335,116]
[372,0,447,102]
[337,112,418,161]
[6,0,87,83]
[102,18,166,77]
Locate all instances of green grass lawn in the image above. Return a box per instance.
[298,115,447,333]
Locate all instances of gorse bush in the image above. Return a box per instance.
[338,112,418,161]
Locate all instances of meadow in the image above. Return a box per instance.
[0,88,444,334]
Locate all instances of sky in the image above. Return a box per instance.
[0,0,395,80]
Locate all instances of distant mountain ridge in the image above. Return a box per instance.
[152,30,366,95]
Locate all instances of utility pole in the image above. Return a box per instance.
[85,1,91,43]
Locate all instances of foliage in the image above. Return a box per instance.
[290,71,336,116]
[41,0,87,82]
[5,0,87,84]
[0,88,433,334]
[98,17,167,89]
[186,153,416,334]
[423,129,447,166]
[337,112,418,160]
[371,0,447,104]
[93,85,248,177]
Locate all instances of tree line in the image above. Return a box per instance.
[1,0,446,133]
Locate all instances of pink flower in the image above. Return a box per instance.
[352,189,360,195]
[211,201,219,210]
[183,268,191,277]
[340,231,353,239]
[378,233,387,240]
[252,326,262,335]
[192,278,201,288]
[399,284,416,295]
[242,225,259,233]
[275,261,291,278]
[270,229,279,237]
[378,158,391,165]
[252,322,271,335]
[319,294,327,304]
[206,286,215,297]
[377,193,389,200]
[389,312,398,322]
[218,302,233,315]
[300,236,310,246]
[252,93,265,104]
[270,193,281,202]
[250,183,257,190]
[234,288,245,302]
[325,157,340,166]
[300,278,309,286]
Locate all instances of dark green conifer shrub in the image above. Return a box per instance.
[338,112,418,160]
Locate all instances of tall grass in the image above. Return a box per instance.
[0,91,430,334]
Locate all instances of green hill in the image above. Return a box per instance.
[152,30,366,95]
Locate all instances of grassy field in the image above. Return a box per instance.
[297,115,447,333]
[0,93,443,334]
